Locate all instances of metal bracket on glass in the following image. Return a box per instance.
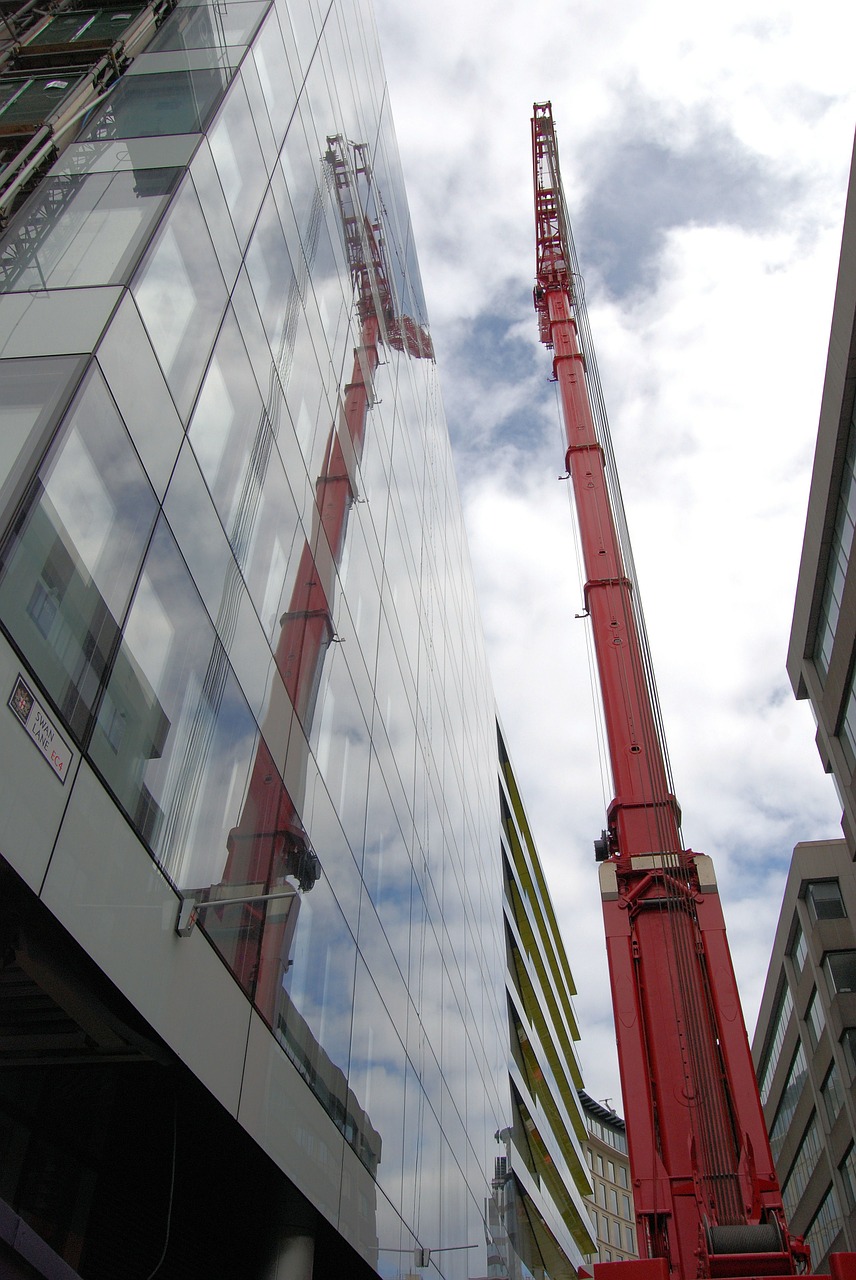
[175,887,297,938]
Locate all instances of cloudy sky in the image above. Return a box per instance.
[374,1,856,1107]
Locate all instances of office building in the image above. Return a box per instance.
[578,1091,638,1266]
[0,0,595,1276]
[788,136,856,851]
[752,841,856,1271]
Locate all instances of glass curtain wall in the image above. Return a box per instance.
[0,1,527,1276]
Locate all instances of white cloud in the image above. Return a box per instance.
[375,0,856,1112]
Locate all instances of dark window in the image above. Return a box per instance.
[841,1145,856,1213]
[841,1028,856,1078]
[824,952,856,995]
[822,1060,845,1125]
[806,987,826,1046]
[807,880,846,921]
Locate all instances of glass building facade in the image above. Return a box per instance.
[0,1,594,1277]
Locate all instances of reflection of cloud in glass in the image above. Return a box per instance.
[134,225,194,370]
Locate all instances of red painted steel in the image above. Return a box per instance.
[530,102,834,1280]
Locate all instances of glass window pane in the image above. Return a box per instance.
[89,517,255,884]
[770,1043,808,1163]
[0,365,157,741]
[843,1028,856,1079]
[0,355,83,527]
[347,956,404,1186]
[822,1061,844,1126]
[805,1185,842,1269]
[82,68,229,139]
[208,75,268,248]
[133,176,227,418]
[790,920,808,979]
[807,987,826,1047]
[149,1,267,50]
[186,307,304,641]
[0,287,122,359]
[0,170,180,293]
[96,293,183,499]
[807,880,847,921]
[841,1144,856,1212]
[279,873,356,1132]
[189,139,242,290]
[251,8,296,145]
[825,951,856,995]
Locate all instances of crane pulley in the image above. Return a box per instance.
[530,101,828,1280]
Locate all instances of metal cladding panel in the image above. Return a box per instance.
[40,759,252,1114]
[0,633,81,893]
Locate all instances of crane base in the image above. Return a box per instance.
[586,1256,856,1280]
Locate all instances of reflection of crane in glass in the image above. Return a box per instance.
[188,134,433,1028]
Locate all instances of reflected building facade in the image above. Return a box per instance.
[0,0,594,1276]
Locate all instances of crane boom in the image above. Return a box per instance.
[530,101,823,1280]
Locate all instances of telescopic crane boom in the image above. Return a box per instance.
[531,101,848,1280]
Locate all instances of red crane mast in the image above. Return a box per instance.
[531,101,838,1280]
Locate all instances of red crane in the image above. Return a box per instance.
[532,101,852,1280]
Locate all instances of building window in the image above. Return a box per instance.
[840,1145,856,1213]
[611,1218,622,1247]
[790,920,808,979]
[607,1159,616,1184]
[0,169,182,294]
[813,418,856,686]
[842,1029,856,1079]
[625,1224,636,1253]
[758,983,794,1105]
[805,1185,843,1269]
[806,987,826,1047]
[824,951,856,996]
[770,1043,808,1162]
[821,1061,844,1126]
[841,675,856,770]
[618,1164,629,1188]
[597,1181,606,1208]
[0,366,158,745]
[782,1112,822,1218]
[807,880,847,922]
[622,1194,632,1219]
